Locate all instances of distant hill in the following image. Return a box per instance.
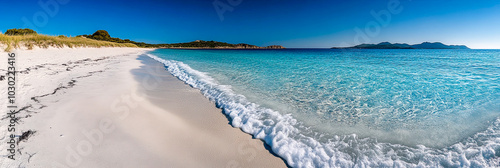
[78,30,157,48]
[332,42,469,49]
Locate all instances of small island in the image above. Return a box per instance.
[332,42,469,49]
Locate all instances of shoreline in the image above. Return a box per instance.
[0,47,286,167]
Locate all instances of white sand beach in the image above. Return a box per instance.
[0,47,286,167]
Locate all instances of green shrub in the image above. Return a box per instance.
[91,30,111,40]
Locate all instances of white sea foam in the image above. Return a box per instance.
[147,53,500,168]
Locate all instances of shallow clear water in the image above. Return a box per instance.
[148,49,500,167]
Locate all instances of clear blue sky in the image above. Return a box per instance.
[1,0,499,49]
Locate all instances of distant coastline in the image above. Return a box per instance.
[159,41,285,49]
[78,30,285,49]
[332,42,470,49]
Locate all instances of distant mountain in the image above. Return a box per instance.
[411,42,469,49]
[332,42,469,49]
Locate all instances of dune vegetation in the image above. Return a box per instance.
[0,29,137,52]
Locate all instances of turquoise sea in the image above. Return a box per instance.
[147,49,500,167]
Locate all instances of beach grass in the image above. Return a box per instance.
[0,34,137,52]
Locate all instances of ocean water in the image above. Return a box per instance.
[147,49,500,167]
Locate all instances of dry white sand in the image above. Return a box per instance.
[0,47,286,167]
